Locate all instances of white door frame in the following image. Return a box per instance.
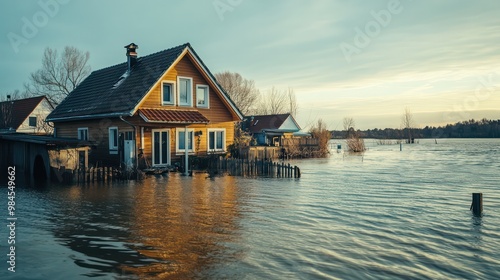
[122,130,135,169]
[152,129,170,166]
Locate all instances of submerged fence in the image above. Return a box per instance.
[55,166,136,184]
[216,157,301,178]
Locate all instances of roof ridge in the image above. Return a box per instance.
[0,95,45,105]
[250,113,291,117]
[90,43,190,74]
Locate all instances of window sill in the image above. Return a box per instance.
[208,150,226,153]
[175,152,195,156]
[109,150,118,155]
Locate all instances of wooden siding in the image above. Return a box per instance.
[138,54,234,123]
[54,118,137,167]
[139,121,235,167]
[54,118,236,168]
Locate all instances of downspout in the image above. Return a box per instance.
[184,125,189,176]
[119,116,138,170]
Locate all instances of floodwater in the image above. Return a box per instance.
[1,138,499,279]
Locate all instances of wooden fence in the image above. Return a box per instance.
[238,146,280,160]
[282,138,319,147]
[237,138,322,160]
[216,158,301,178]
[56,166,134,184]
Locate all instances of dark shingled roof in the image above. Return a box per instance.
[0,96,51,129]
[138,109,209,124]
[248,113,299,133]
[47,43,191,121]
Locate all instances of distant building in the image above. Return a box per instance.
[0,96,54,134]
[245,113,307,146]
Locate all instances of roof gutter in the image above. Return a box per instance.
[47,111,131,122]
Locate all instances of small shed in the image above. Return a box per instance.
[0,133,91,183]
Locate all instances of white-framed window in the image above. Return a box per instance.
[28,116,37,127]
[207,128,226,152]
[176,128,194,153]
[196,84,209,108]
[123,131,134,140]
[177,76,193,106]
[78,128,88,141]
[152,129,170,166]
[109,127,118,154]
[161,81,175,105]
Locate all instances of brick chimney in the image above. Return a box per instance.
[124,43,138,72]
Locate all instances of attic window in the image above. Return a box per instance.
[29,116,37,127]
[112,71,130,89]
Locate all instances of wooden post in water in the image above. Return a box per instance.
[471,193,483,216]
[86,168,90,183]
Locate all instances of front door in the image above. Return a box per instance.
[123,131,135,169]
[152,129,170,166]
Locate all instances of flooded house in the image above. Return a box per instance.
[46,43,243,171]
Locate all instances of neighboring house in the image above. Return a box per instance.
[0,96,54,134]
[245,113,304,146]
[46,43,243,169]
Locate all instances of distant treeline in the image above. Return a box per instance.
[331,119,500,139]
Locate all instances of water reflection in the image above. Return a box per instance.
[470,215,483,250]
[47,174,242,279]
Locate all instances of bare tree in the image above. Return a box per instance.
[214,71,259,116]
[343,117,355,137]
[401,107,416,143]
[342,117,365,152]
[287,87,298,117]
[25,46,91,106]
[266,87,287,115]
[309,119,331,157]
[255,87,298,116]
[33,115,54,135]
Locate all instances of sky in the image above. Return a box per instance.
[1,0,499,130]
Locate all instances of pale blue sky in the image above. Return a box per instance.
[1,0,499,129]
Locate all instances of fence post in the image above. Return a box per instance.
[86,168,90,183]
[471,193,483,216]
